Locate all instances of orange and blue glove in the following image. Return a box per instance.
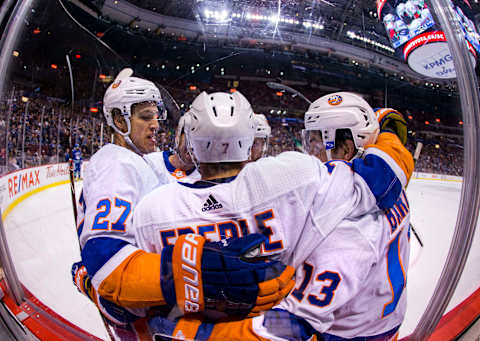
[161,233,295,317]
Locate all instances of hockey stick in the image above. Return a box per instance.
[65,55,116,341]
[409,142,425,247]
[266,82,312,104]
[156,83,182,120]
[68,160,78,222]
[66,55,78,222]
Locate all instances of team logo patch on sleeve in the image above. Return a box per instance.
[202,195,223,212]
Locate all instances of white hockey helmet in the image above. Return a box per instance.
[103,68,166,152]
[254,114,272,138]
[184,91,255,163]
[302,92,379,161]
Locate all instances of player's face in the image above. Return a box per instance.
[130,102,160,154]
[305,130,328,162]
[251,137,267,161]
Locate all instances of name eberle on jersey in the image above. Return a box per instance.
[202,195,223,212]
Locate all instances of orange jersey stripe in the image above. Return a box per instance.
[366,132,414,183]
[209,318,270,341]
[173,317,203,340]
[97,250,165,308]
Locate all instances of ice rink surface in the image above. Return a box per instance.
[2,178,479,339]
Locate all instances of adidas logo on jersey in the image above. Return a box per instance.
[202,194,223,211]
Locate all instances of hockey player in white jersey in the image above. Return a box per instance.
[144,114,201,184]
[71,69,295,331]
[251,113,271,161]
[133,90,414,340]
[272,94,412,340]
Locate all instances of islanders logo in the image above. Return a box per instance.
[327,95,343,106]
[112,80,122,89]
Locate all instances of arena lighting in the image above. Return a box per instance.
[302,21,324,29]
[245,12,300,25]
[89,107,99,113]
[346,31,394,52]
[21,96,29,103]
[203,9,230,22]
[12,51,19,57]
[50,64,58,69]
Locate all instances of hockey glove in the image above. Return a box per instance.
[160,233,295,317]
[71,261,142,325]
[375,108,408,145]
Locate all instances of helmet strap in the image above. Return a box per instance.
[326,149,333,161]
[124,135,144,156]
[111,116,144,156]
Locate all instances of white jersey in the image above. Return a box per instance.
[272,190,410,339]
[77,144,169,290]
[134,151,378,271]
[144,150,200,184]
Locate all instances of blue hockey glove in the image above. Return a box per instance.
[160,233,295,317]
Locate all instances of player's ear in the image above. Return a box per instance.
[112,109,128,133]
[344,139,356,161]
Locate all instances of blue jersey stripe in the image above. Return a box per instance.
[352,154,402,210]
[195,322,215,341]
[383,232,405,317]
[76,220,84,239]
[263,308,317,341]
[147,315,178,338]
[81,237,129,277]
